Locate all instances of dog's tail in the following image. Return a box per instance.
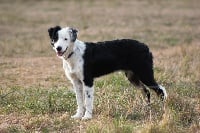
[158,85,168,100]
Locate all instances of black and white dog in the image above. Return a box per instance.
[48,26,167,120]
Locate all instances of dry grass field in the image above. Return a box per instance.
[0,0,200,132]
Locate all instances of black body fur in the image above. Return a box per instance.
[82,39,164,101]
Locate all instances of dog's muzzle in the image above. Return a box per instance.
[56,46,68,56]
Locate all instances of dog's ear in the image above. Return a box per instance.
[48,26,61,39]
[69,27,78,42]
[48,28,53,39]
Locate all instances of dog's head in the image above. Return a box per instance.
[48,26,78,57]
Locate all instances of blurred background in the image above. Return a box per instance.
[0,0,199,87]
[0,0,199,57]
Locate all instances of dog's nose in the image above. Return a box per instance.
[56,46,62,52]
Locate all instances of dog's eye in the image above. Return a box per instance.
[51,40,54,45]
[64,38,68,41]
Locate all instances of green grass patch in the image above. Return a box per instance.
[0,86,76,115]
[0,73,199,132]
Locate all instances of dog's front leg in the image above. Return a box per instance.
[71,80,85,119]
[82,85,94,120]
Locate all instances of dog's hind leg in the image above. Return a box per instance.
[140,84,151,104]
[125,71,151,104]
[134,61,167,101]
[125,71,140,86]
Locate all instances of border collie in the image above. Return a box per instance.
[48,26,167,120]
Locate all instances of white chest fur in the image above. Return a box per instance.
[62,56,83,81]
[62,40,86,82]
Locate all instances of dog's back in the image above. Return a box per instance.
[83,39,152,78]
[85,39,149,53]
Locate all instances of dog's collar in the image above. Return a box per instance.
[64,51,74,60]
[67,51,74,59]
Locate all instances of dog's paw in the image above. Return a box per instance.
[82,115,92,120]
[71,113,83,119]
[82,111,92,120]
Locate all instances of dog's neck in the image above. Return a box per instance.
[62,39,85,60]
[63,39,85,59]
[63,42,74,60]
[62,39,86,73]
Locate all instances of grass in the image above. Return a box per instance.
[0,74,199,132]
[0,0,200,132]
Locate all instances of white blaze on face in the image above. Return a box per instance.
[54,27,72,56]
